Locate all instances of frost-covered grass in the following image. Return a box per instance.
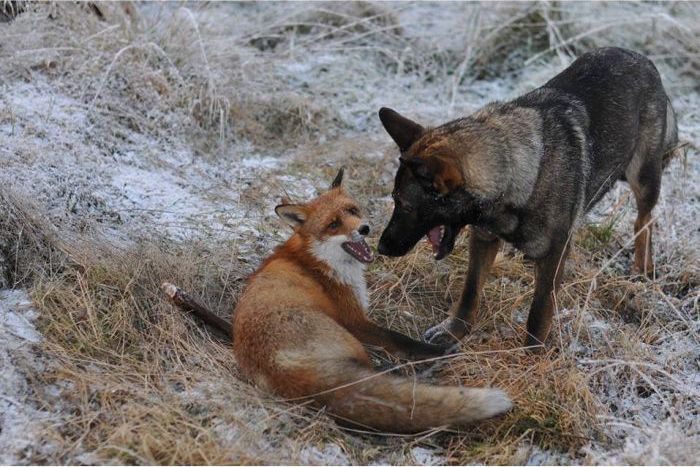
[0,290,51,464]
[0,2,698,465]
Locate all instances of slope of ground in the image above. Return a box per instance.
[0,2,698,464]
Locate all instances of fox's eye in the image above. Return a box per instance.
[328,218,341,230]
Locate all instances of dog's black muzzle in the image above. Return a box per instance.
[377,236,405,256]
[377,218,425,257]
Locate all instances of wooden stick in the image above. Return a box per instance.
[161,282,232,339]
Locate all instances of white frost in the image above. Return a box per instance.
[0,290,53,464]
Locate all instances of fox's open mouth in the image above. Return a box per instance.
[426,224,461,260]
[342,239,374,263]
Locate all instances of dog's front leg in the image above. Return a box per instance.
[424,227,501,345]
[525,242,570,348]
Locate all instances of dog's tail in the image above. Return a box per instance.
[317,361,512,433]
[162,282,231,339]
[662,97,682,170]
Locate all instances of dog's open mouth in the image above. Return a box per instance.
[342,239,374,263]
[426,224,460,260]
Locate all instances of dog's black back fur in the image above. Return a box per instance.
[542,47,675,206]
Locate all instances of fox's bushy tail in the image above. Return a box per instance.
[319,363,512,433]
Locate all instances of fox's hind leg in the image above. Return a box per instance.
[625,148,662,278]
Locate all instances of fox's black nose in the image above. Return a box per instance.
[358,224,370,236]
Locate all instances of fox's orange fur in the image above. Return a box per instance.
[232,170,511,433]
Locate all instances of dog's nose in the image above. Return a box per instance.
[358,224,370,236]
[377,240,389,255]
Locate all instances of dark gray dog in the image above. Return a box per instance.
[377,47,679,347]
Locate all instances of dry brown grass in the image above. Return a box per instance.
[5,143,693,463]
[23,231,316,464]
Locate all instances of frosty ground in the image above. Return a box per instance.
[0,2,698,465]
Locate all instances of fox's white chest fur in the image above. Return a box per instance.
[311,237,369,309]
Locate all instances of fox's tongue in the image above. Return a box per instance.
[426,226,443,254]
[341,239,375,264]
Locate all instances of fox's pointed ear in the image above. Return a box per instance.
[330,167,344,189]
[275,204,307,228]
[378,107,424,152]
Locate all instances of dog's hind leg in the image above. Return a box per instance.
[625,102,667,278]
[626,154,662,277]
[424,227,501,345]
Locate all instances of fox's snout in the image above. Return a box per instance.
[348,224,370,243]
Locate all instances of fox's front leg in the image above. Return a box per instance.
[525,242,570,348]
[352,321,450,360]
[424,227,501,345]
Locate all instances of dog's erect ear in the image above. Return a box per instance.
[275,204,307,228]
[330,167,344,189]
[378,107,424,152]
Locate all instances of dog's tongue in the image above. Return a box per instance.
[426,226,442,253]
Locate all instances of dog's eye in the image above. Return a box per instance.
[328,218,341,229]
[348,207,360,216]
[403,204,414,214]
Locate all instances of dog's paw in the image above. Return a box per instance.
[524,335,546,352]
[423,318,467,345]
[630,262,655,280]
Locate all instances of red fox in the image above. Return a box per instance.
[232,169,511,433]
[166,169,511,433]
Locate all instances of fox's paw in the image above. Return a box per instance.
[423,317,468,345]
[408,341,457,360]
